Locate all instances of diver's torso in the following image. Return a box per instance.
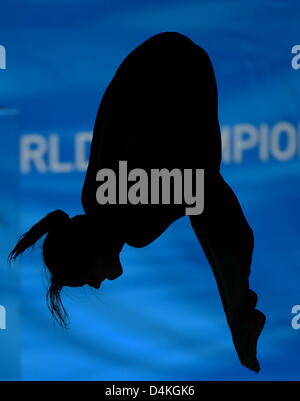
[81,32,222,246]
[121,205,184,247]
[83,202,184,248]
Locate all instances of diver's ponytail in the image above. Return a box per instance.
[8,209,70,262]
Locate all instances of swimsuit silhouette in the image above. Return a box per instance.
[9,32,266,373]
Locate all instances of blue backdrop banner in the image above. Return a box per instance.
[0,0,300,381]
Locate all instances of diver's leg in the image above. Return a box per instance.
[189,173,265,372]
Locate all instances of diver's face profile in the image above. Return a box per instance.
[63,251,123,289]
[87,251,123,289]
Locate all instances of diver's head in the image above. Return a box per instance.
[43,214,123,288]
[8,210,123,327]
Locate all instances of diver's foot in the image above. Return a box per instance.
[230,309,266,373]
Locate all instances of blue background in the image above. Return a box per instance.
[1,0,300,380]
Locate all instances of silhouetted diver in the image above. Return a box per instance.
[9,32,265,373]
